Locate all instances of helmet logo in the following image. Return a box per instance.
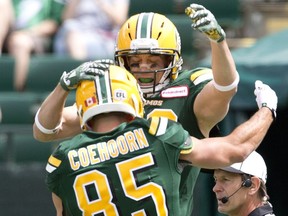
[114,89,127,101]
[84,96,97,107]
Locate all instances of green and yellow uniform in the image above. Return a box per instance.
[144,68,213,215]
[46,117,193,216]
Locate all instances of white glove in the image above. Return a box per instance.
[185,4,226,43]
[254,80,277,119]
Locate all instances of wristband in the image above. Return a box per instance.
[35,109,62,134]
[262,104,277,120]
[213,73,239,92]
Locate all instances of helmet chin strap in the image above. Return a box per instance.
[156,79,170,91]
[156,61,173,90]
[159,62,172,84]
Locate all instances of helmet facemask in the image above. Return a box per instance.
[116,50,180,97]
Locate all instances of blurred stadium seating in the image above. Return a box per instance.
[0,55,81,166]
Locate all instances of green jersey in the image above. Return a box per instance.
[46,117,193,216]
[144,67,213,215]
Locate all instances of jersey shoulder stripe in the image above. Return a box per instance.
[148,116,168,136]
[190,68,213,85]
[175,67,212,87]
[46,155,62,173]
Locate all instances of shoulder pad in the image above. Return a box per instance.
[190,68,213,85]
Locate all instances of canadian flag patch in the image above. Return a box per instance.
[85,96,96,107]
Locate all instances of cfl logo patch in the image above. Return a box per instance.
[114,89,127,100]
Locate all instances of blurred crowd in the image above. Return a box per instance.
[0,0,130,91]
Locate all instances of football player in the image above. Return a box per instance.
[46,65,276,216]
[35,5,239,214]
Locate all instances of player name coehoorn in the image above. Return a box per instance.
[68,128,149,170]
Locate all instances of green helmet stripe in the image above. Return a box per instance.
[95,72,112,104]
[140,14,148,38]
[137,13,154,39]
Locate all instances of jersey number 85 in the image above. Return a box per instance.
[73,152,168,216]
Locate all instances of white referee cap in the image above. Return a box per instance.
[220,151,267,184]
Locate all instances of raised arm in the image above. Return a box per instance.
[33,84,80,142]
[33,60,113,142]
[186,4,239,136]
[180,81,277,168]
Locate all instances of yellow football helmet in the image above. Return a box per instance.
[76,65,144,130]
[115,12,183,94]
